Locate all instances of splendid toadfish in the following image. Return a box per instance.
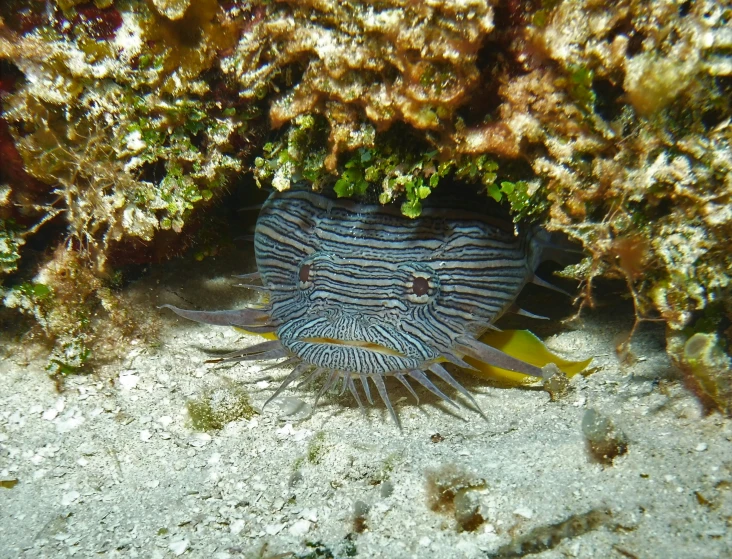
[163,189,589,425]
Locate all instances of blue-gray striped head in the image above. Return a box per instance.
[164,189,555,425]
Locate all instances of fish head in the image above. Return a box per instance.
[256,190,529,376]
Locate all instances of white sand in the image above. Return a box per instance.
[1,256,730,558]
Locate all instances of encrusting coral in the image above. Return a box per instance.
[0,0,263,368]
[0,0,731,414]
[223,0,495,166]
[1,0,258,269]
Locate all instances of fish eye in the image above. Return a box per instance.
[406,270,436,304]
[412,276,429,297]
[297,261,313,289]
[299,263,311,283]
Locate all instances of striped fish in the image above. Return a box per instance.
[163,189,561,425]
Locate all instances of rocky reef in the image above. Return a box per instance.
[0,1,730,412]
[0,0,265,369]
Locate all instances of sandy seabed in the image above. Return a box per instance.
[1,255,731,559]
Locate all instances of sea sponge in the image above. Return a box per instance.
[668,330,732,416]
[223,0,495,164]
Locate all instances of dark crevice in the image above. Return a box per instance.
[640,196,674,221]
[22,214,66,252]
[271,61,308,92]
[493,0,541,29]
[381,62,401,84]
[626,29,645,57]
[592,77,625,123]
[703,75,732,130]
[702,108,726,130]
[0,60,24,96]
[190,130,206,151]
[456,40,507,126]
[139,158,168,184]
[0,0,50,34]
[605,17,645,57]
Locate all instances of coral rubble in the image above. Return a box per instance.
[425,464,487,532]
[0,0,731,411]
[224,0,494,160]
[581,408,629,465]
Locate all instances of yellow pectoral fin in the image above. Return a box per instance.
[463,329,593,386]
[233,327,278,341]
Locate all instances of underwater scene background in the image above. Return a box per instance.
[0,1,731,557]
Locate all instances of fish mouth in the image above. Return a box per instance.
[299,337,406,358]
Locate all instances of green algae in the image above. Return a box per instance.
[253,116,541,219]
[0,218,24,275]
[254,114,330,191]
[306,431,327,464]
[187,382,256,431]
